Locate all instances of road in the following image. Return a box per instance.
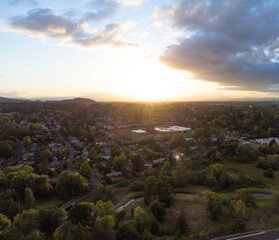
[15,141,23,163]
[213,229,279,240]
[65,140,74,171]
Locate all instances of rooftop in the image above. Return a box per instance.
[155,126,191,133]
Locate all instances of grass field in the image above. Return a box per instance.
[34,197,63,210]
[224,160,279,193]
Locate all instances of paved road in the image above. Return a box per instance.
[65,140,74,171]
[15,141,23,163]
[213,229,279,240]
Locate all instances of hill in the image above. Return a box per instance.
[0,97,26,103]
[57,98,96,105]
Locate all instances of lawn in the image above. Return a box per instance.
[34,197,64,210]
[223,161,279,193]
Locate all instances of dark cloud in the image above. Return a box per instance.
[84,0,118,22]
[9,8,137,48]
[157,0,279,91]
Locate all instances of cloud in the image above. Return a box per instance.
[157,0,279,92]
[115,0,144,6]
[9,7,137,48]
[84,0,118,22]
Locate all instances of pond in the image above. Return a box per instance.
[253,192,272,197]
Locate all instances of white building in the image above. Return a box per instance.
[155,126,191,134]
[132,129,147,136]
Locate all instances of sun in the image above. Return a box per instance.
[119,57,189,101]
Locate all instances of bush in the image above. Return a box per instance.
[130,180,145,191]
[263,168,274,178]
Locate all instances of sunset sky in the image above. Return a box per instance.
[1,0,279,101]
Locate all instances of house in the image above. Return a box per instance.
[239,140,261,150]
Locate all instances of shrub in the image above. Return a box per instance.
[263,168,274,178]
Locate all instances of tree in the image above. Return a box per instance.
[144,176,157,205]
[40,149,53,162]
[173,166,188,187]
[23,136,32,148]
[210,163,224,181]
[130,153,143,172]
[156,179,172,207]
[0,190,20,219]
[0,213,11,232]
[25,230,44,240]
[142,229,155,240]
[263,168,274,178]
[79,161,92,180]
[224,142,238,156]
[169,133,187,149]
[117,223,140,240]
[96,200,113,216]
[150,200,166,222]
[56,170,88,199]
[98,215,115,240]
[215,151,223,162]
[68,202,95,226]
[176,208,189,235]
[13,209,39,236]
[134,206,148,234]
[112,155,125,171]
[38,208,66,236]
[25,188,35,209]
[234,189,257,209]
[203,190,222,220]
[231,200,248,229]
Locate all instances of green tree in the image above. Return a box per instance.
[150,200,166,222]
[96,200,113,216]
[68,202,95,226]
[234,189,257,209]
[38,208,66,236]
[0,213,11,232]
[117,223,140,240]
[169,133,187,149]
[203,190,222,220]
[210,163,224,181]
[263,168,274,178]
[142,229,155,240]
[13,209,39,236]
[112,155,125,171]
[23,136,32,148]
[176,208,189,235]
[231,200,248,229]
[56,170,88,199]
[25,188,35,209]
[98,215,115,240]
[79,161,92,180]
[134,206,148,234]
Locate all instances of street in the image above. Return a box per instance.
[213,229,279,240]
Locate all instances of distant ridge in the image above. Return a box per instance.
[0,97,26,103]
[54,98,96,105]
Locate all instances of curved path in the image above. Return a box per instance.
[212,229,279,240]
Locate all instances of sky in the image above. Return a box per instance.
[0,0,279,101]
